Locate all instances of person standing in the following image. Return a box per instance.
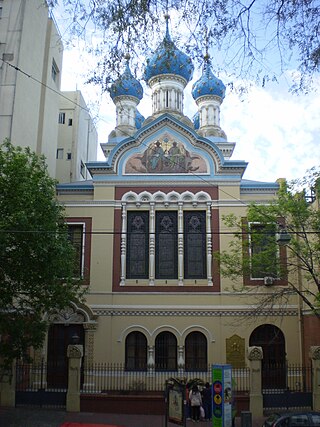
[189,384,202,422]
[201,382,212,421]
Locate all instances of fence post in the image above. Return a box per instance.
[247,346,263,418]
[310,346,320,411]
[66,344,83,412]
[0,362,16,407]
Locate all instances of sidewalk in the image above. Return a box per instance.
[0,407,266,427]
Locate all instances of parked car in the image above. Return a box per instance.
[263,412,320,427]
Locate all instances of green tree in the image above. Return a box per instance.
[51,0,320,93]
[0,141,84,367]
[216,167,320,316]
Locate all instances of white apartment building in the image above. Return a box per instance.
[56,91,98,183]
[0,0,98,181]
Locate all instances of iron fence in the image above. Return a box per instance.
[81,363,250,394]
[262,363,313,392]
[15,360,66,408]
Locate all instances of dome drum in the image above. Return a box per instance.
[115,97,141,129]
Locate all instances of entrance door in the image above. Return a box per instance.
[249,324,286,389]
[47,324,84,388]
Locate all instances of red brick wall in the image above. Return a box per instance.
[302,315,320,364]
[80,394,165,415]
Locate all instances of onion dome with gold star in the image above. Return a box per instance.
[109,54,143,101]
[191,54,226,101]
[144,15,194,84]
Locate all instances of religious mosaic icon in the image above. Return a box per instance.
[125,134,207,174]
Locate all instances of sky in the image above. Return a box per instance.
[59,30,320,184]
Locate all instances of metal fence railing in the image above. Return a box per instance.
[262,363,312,392]
[81,363,250,394]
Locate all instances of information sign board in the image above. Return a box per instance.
[212,364,232,427]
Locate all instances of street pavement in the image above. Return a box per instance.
[0,407,266,427]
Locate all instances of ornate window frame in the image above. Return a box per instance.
[120,190,213,286]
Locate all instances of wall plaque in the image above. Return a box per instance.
[226,334,245,368]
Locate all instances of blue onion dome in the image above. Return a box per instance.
[135,109,145,129]
[193,111,200,130]
[109,54,143,101]
[192,55,226,100]
[144,15,194,83]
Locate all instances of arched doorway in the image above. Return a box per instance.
[47,305,88,388]
[249,324,286,389]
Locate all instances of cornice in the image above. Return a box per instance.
[195,94,223,104]
[148,73,187,87]
[92,308,298,317]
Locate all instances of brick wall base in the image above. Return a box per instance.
[80,392,249,416]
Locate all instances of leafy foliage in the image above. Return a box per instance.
[0,141,84,367]
[50,0,320,93]
[216,167,320,314]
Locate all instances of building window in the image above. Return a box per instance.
[126,212,149,279]
[125,210,207,281]
[58,112,65,124]
[66,218,91,284]
[56,148,64,159]
[155,211,178,279]
[67,153,72,160]
[185,332,207,371]
[249,222,278,279]
[125,332,147,371]
[68,118,73,126]
[120,190,214,286]
[184,211,206,279]
[51,59,59,82]
[67,224,84,278]
[155,332,177,371]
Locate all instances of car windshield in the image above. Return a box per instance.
[310,414,320,426]
[290,415,309,427]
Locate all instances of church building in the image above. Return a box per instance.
[54,18,302,390]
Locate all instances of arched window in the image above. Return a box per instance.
[125,331,147,371]
[185,331,207,371]
[155,332,177,371]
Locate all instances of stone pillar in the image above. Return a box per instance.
[149,202,155,286]
[310,346,320,411]
[147,346,155,373]
[178,345,185,374]
[247,346,263,418]
[206,202,213,286]
[178,202,184,286]
[120,202,127,286]
[0,363,15,407]
[66,344,83,412]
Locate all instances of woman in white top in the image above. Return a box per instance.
[189,384,202,422]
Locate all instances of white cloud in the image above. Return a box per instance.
[221,84,320,181]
